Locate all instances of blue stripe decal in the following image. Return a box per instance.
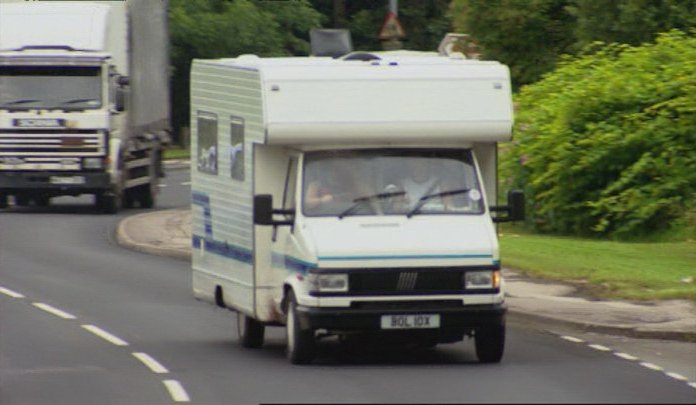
[192,190,213,238]
[193,234,316,273]
[317,254,494,261]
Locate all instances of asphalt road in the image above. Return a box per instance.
[1,168,695,404]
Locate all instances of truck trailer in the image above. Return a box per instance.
[190,49,524,364]
[0,0,170,213]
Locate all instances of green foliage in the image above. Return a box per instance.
[169,0,322,133]
[502,31,696,240]
[448,0,576,87]
[570,0,696,49]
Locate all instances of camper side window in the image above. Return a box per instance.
[230,116,244,181]
[196,111,218,175]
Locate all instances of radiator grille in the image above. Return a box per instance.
[0,131,105,156]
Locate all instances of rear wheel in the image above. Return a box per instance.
[286,291,315,364]
[0,194,7,209]
[237,312,265,349]
[475,323,505,363]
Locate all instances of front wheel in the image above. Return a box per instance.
[286,291,316,364]
[475,323,505,363]
[237,312,265,349]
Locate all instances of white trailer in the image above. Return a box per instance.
[190,51,524,364]
[0,0,170,212]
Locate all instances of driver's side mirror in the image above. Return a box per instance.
[115,87,126,112]
[254,194,294,226]
[491,190,525,223]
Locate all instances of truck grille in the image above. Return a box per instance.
[349,270,464,295]
[0,130,105,156]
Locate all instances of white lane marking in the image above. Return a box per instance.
[640,362,664,371]
[688,382,696,390]
[0,286,25,298]
[81,324,129,346]
[163,380,191,402]
[614,352,638,361]
[33,302,77,320]
[588,344,611,352]
[180,181,191,186]
[132,352,169,374]
[665,372,689,381]
[158,184,168,188]
[561,335,584,343]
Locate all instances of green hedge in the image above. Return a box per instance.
[502,30,696,240]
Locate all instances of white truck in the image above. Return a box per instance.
[190,49,524,364]
[0,0,170,213]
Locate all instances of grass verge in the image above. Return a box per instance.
[500,232,696,301]
[163,146,190,161]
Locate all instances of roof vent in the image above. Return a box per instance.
[310,29,353,58]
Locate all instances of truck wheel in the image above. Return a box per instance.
[15,195,29,207]
[136,182,156,209]
[0,194,7,209]
[286,290,316,364]
[97,192,120,214]
[34,196,50,207]
[475,323,505,363]
[237,312,265,349]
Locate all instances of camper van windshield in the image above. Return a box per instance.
[0,66,102,111]
[303,149,485,217]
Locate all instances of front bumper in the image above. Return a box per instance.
[0,171,111,194]
[296,303,506,332]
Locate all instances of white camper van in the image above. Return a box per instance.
[190,51,524,364]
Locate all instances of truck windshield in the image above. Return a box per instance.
[303,149,485,217]
[0,66,102,110]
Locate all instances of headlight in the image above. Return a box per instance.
[464,270,501,289]
[83,157,105,169]
[309,273,349,293]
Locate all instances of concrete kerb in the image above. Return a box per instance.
[116,210,192,261]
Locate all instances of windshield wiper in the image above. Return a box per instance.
[338,190,406,219]
[54,98,99,109]
[407,188,471,218]
[1,98,42,107]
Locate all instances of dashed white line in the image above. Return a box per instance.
[132,352,169,374]
[180,181,191,186]
[0,286,24,298]
[163,380,191,402]
[688,382,696,390]
[588,344,611,352]
[81,324,129,346]
[561,335,584,343]
[640,362,664,371]
[614,352,638,361]
[33,303,76,320]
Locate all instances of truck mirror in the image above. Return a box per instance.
[491,189,525,223]
[115,87,126,112]
[117,75,130,86]
[254,194,274,225]
[507,190,525,221]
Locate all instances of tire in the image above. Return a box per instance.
[475,323,506,363]
[0,194,7,209]
[34,196,50,207]
[286,291,315,364]
[97,192,120,214]
[237,312,265,349]
[14,195,29,207]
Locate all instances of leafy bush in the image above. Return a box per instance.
[502,30,696,240]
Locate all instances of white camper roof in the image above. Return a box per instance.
[0,2,116,52]
[200,55,514,145]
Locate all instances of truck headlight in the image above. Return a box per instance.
[309,273,349,293]
[464,270,501,289]
[83,157,105,169]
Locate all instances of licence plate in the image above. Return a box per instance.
[380,314,440,329]
[50,176,85,185]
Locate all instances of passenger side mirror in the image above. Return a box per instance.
[491,190,525,223]
[115,87,126,112]
[254,194,294,226]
